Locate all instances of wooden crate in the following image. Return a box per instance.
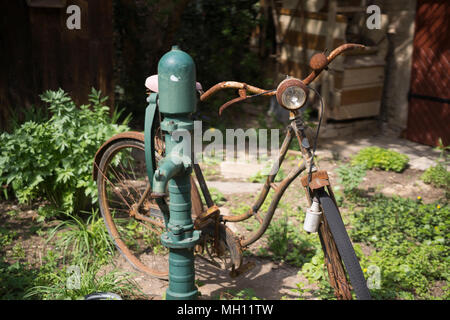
[329,54,385,120]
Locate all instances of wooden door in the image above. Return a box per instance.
[406,0,450,146]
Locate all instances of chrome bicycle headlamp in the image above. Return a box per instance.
[276,78,309,110]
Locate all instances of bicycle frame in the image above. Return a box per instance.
[192,110,320,248]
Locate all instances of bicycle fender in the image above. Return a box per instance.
[317,189,372,300]
[92,131,145,181]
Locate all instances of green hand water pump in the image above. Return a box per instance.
[144,46,201,300]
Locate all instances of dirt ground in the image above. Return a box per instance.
[1,130,447,300]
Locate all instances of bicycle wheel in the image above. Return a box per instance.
[96,137,203,279]
[317,189,371,300]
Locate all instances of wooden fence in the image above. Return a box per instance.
[0,0,114,131]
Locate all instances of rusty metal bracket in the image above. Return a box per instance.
[194,205,220,230]
[301,170,330,190]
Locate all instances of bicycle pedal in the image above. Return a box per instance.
[229,261,256,278]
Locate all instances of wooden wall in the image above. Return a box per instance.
[0,0,114,131]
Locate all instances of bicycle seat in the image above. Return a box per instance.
[145,75,203,93]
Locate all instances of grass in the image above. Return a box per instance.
[47,209,115,265]
[218,288,261,300]
[0,206,142,300]
[24,257,138,300]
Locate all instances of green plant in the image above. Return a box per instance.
[36,206,61,223]
[434,138,449,164]
[0,88,130,213]
[259,214,317,267]
[290,282,311,300]
[421,163,450,190]
[11,243,26,260]
[350,194,449,299]
[249,160,286,183]
[298,252,337,300]
[6,210,18,217]
[0,227,17,249]
[351,147,409,172]
[209,187,227,206]
[47,209,115,265]
[219,288,261,300]
[0,259,38,299]
[351,195,448,247]
[7,104,50,132]
[25,258,138,300]
[335,164,366,195]
[121,219,166,255]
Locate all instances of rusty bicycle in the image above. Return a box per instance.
[93,43,371,300]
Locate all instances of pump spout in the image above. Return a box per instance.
[151,154,185,197]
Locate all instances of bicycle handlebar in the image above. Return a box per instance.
[199,81,275,102]
[199,43,365,114]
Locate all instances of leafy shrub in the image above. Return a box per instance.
[7,104,50,132]
[293,194,449,300]
[175,0,262,90]
[335,164,366,194]
[421,163,450,189]
[209,187,227,206]
[0,258,39,300]
[259,216,317,267]
[351,147,409,172]
[0,89,130,213]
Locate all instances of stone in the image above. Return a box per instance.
[206,181,263,195]
[220,161,265,180]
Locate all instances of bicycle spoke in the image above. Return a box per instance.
[96,164,131,210]
[108,163,139,205]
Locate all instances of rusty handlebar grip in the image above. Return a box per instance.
[302,43,366,85]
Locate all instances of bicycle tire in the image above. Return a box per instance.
[317,189,372,300]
